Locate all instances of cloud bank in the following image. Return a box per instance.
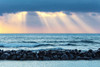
[0,0,100,15]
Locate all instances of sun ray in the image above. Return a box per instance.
[56,12,82,33]
[71,13,96,33]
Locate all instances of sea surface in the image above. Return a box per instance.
[0,60,100,67]
[0,34,100,50]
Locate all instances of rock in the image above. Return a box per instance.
[69,54,74,60]
[75,49,78,52]
[52,55,58,60]
[1,53,10,60]
[76,56,82,60]
[35,53,39,59]
[20,58,26,60]
[76,56,90,60]
[16,51,20,55]
[79,52,85,57]
[88,49,93,53]
[16,55,21,60]
[0,50,3,54]
[23,54,27,58]
[92,52,96,58]
[98,48,100,51]
[82,57,91,60]
[61,54,68,60]
[11,55,17,60]
[79,50,81,53]
[0,49,100,60]
[43,56,50,60]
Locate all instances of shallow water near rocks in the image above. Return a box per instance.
[0,60,100,67]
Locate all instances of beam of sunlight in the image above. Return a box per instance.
[56,12,83,33]
[0,12,28,33]
[3,12,27,25]
[71,13,96,33]
[36,11,68,33]
[36,11,53,33]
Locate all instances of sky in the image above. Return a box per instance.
[0,0,100,33]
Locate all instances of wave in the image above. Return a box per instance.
[33,44,55,47]
[0,43,76,48]
[20,41,37,43]
[68,40,100,44]
[1,41,38,43]
[0,43,87,48]
[0,43,39,47]
[42,41,68,43]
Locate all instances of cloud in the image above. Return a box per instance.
[0,11,100,33]
[0,0,100,15]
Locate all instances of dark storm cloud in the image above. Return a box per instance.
[0,0,100,15]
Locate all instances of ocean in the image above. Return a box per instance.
[0,60,100,67]
[0,34,100,50]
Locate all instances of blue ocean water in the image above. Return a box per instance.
[0,34,100,50]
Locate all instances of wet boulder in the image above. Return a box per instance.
[0,53,10,60]
[11,55,17,60]
[69,54,74,60]
[43,56,50,60]
[61,54,68,60]
[88,49,93,53]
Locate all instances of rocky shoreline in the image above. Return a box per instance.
[0,48,100,60]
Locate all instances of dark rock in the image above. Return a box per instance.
[0,53,10,60]
[16,55,21,60]
[20,58,26,60]
[69,54,74,60]
[79,50,81,53]
[43,56,50,60]
[88,49,93,53]
[75,49,78,52]
[52,55,58,60]
[11,55,17,60]
[61,54,68,60]
[76,56,91,60]
[0,50,3,54]
[98,48,100,51]
[0,49,100,60]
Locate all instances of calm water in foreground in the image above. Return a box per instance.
[0,60,100,67]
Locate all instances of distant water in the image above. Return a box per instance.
[0,34,100,50]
